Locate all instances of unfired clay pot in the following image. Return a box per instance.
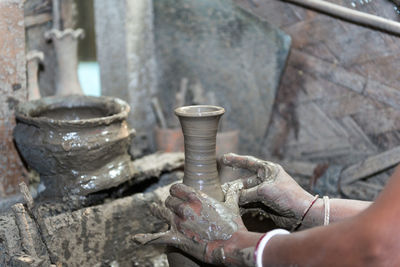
[13,95,135,197]
[44,28,84,96]
[169,105,226,267]
[175,105,225,201]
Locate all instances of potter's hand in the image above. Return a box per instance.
[221,153,314,229]
[133,183,256,266]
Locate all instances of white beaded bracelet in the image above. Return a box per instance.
[254,229,290,267]
[323,196,330,226]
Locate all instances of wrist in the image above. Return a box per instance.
[254,229,290,267]
[301,196,324,228]
[220,230,263,266]
[291,190,316,219]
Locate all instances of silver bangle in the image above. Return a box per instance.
[323,196,330,226]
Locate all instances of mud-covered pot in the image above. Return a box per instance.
[13,95,136,197]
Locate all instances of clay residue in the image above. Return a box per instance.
[177,194,238,242]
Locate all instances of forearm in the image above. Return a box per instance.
[301,193,372,228]
[224,213,377,267]
[260,166,400,266]
[262,214,380,266]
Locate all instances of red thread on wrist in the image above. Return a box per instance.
[292,194,319,231]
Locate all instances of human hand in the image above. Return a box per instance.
[133,183,259,266]
[221,153,315,229]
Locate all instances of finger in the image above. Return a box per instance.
[132,231,176,246]
[224,182,242,213]
[256,162,279,182]
[241,174,262,189]
[239,187,261,205]
[220,153,265,172]
[170,183,200,202]
[150,203,173,222]
[165,196,188,218]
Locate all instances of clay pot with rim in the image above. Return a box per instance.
[175,105,225,201]
[167,105,228,267]
[13,95,136,197]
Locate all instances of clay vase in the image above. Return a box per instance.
[168,105,225,267]
[44,28,84,96]
[175,105,225,201]
[13,95,136,197]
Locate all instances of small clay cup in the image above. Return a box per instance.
[13,95,136,197]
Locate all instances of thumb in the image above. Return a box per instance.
[224,181,242,213]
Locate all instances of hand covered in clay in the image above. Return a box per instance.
[133,183,257,266]
[221,153,314,229]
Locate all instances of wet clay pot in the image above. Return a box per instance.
[175,105,225,201]
[13,95,136,197]
[169,105,226,267]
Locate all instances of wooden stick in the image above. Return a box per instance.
[19,182,34,211]
[341,146,400,185]
[281,0,400,36]
[25,13,52,28]
[151,97,168,129]
[176,77,188,108]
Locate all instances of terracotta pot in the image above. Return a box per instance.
[154,127,184,152]
[13,95,135,197]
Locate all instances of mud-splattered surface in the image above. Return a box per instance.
[37,189,169,266]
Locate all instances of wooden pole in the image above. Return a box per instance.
[281,0,400,36]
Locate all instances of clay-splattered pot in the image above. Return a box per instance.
[13,95,136,197]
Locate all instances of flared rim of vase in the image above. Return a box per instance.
[174,105,225,118]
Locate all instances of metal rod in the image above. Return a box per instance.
[281,0,400,36]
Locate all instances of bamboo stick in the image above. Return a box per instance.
[281,0,400,36]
